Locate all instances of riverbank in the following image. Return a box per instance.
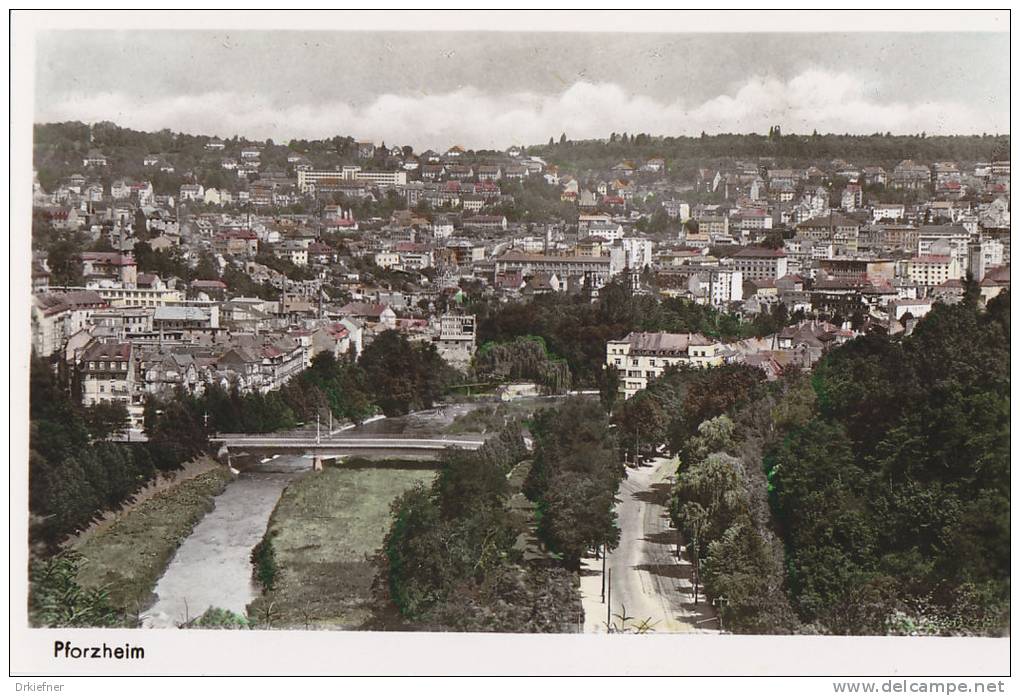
[73,461,233,621]
[248,464,436,629]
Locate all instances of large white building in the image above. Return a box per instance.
[585,220,626,242]
[701,268,744,307]
[297,168,407,193]
[905,255,962,287]
[606,331,725,399]
[620,237,654,270]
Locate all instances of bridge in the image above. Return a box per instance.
[211,433,486,466]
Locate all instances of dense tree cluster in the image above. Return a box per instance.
[473,335,571,394]
[524,398,624,569]
[358,330,458,416]
[611,363,768,461]
[477,280,768,386]
[657,293,1010,635]
[33,121,347,195]
[766,292,1010,635]
[29,357,159,545]
[669,375,814,635]
[382,423,580,632]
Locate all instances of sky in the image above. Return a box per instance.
[34,30,1010,150]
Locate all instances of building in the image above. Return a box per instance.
[434,313,476,366]
[493,251,623,290]
[979,265,1010,304]
[917,224,972,270]
[296,168,407,193]
[666,266,744,308]
[817,258,896,285]
[214,230,259,257]
[462,215,508,232]
[969,239,1005,281]
[620,237,654,270]
[80,342,143,428]
[82,150,108,167]
[891,160,931,190]
[152,305,219,332]
[873,203,906,222]
[606,332,725,399]
[905,255,962,287]
[730,247,789,281]
[585,220,625,242]
[81,252,138,287]
[888,298,933,322]
[31,290,108,357]
[339,302,397,330]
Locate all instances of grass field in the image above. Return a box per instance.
[248,465,437,629]
[73,463,233,619]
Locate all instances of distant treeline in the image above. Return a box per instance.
[530,132,1011,176]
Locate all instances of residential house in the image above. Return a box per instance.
[606,332,724,399]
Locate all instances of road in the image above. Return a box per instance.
[579,456,718,633]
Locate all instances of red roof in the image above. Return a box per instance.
[220,230,258,240]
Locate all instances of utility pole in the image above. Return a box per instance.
[606,568,612,632]
[601,543,607,602]
[316,413,321,444]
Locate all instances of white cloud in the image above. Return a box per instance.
[37,70,1007,150]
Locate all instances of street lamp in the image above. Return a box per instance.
[713,597,728,633]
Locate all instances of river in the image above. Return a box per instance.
[140,455,309,628]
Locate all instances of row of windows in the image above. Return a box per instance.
[89,360,127,370]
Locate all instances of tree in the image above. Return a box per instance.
[82,402,129,441]
[559,133,567,145]
[598,365,621,415]
[358,330,451,416]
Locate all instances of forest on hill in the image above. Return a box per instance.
[529,131,1011,177]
